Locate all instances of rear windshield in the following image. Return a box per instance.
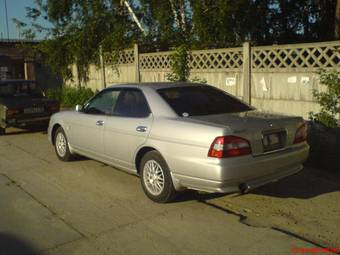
[0,81,43,97]
[157,85,252,117]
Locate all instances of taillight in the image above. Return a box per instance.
[6,108,19,117]
[208,136,252,158]
[294,122,307,144]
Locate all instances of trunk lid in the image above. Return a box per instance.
[190,110,303,155]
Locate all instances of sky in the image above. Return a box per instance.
[0,0,49,40]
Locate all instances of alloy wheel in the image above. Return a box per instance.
[143,159,165,196]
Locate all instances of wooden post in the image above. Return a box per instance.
[99,46,106,89]
[242,42,251,104]
[134,43,140,83]
[24,58,35,80]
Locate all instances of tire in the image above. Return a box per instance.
[0,127,5,135]
[140,151,177,203]
[54,127,74,161]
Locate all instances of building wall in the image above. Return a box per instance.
[0,40,62,91]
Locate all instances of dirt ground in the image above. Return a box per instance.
[208,167,340,249]
[1,128,339,254]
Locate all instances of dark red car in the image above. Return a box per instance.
[0,79,59,135]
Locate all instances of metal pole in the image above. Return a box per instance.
[4,0,10,39]
[336,0,340,39]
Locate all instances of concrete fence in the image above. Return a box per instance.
[68,41,340,119]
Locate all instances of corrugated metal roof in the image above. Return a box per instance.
[0,39,40,44]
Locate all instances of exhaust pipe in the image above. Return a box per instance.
[239,183,251,194]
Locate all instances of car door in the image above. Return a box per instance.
[70,89,120,158]
[103,88,153,171]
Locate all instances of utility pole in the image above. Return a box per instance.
[4,0,10,39]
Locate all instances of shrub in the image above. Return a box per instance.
[47,86,95,108]
[310,69,340,128]
[166,44,191,82]
[46,88,63,102]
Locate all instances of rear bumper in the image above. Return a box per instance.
[171,144,309,193]
[5,116,51,127]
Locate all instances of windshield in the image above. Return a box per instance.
[157,85,252,117]
[0,81,43,97]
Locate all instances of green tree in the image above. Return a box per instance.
[15,0,140,83]
[137,0,192,51]
[310,70,340,128]
[268,0,337,44]
[16,0,338,82]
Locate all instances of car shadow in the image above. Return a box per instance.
[173,190,227,203]
[0,232,44,255]
[73,155,91,161]
[249,167,340,199]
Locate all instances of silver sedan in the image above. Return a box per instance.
[48,83,309,203]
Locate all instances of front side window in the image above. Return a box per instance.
[84,90,120,115]
[157,85,252,117]
[113,89,150,118]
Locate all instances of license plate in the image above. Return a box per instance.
[262,131,285,152]
[24,107,45,114]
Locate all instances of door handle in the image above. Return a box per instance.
[96,120,104,126]
[136,126,147,132]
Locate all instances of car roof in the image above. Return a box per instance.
[0,79,36,85]
[106,82,207,90]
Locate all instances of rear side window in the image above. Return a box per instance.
[113,89,151,118]
[157,85,251,116]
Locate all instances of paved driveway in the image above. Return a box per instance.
[0,129,337,255]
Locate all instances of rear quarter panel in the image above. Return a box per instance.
[145,117,227,180]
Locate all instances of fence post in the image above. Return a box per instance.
[134,43,140,83]
[99,46,106,89]
[242,42,251,104]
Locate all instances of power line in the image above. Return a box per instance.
[4,0,10,39]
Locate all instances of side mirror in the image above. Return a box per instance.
[75,105,83,112]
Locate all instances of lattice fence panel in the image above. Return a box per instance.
[190,48,243,70]
[140,52,172,70]
[140,48,243,71]
[105,49,135,65]
[252,42,340,71]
